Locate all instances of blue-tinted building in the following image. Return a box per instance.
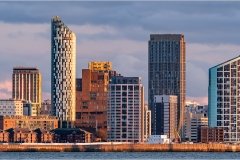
[208,56,240,142]
[148,34,186,136]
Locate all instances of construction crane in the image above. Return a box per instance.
[174,129,181,143]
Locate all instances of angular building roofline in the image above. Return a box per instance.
[209,55,240,69]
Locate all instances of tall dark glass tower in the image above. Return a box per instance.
[148,34,186,136]
[51,16,76,128]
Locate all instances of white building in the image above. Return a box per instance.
[147,135,170,144]
[107,76,144,143]
[154,95,177,141]
[0,99,23,116]
[185,101,208,142]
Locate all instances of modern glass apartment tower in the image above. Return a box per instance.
[209,56,240,142]
[51,16,76,128]
[148,34,186,136]
[12,67,42,115]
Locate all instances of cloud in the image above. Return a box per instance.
[186,96,208,105]
[0,2,240,44]
[0,80,12,99]
[0,2,240,104]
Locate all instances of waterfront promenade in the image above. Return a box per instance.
[0,143,239,152]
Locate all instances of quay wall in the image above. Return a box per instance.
[0,144,239,152]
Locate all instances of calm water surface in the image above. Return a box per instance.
[0,152,240,159]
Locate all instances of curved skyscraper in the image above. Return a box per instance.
[51,16,76,128]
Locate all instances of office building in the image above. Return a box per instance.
[41,99,51,115]
[51,16,76,128]
[107,76,144,143]
[154,95,177,141]
[185,102,208,142]
[12,67,42,115]
[148,34,186,135]
[0,99,23,116]
[144,104,151,140]
[0,115,58,131]
[208,56,240,142]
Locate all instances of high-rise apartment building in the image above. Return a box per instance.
[74,69,109,130]
[148,34,186,136]
[75,62,120,130]
[107,77,144,143]
[51,16,76,128]
[12,67,42,115]
[209,56,240,142]
[154,95,177,141]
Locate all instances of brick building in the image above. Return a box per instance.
[0,115,58,130]
[0,129,9,142]
[51,128,92,143]
[6,128,37,143]
[34,128,54,143]
[198,126,224,143]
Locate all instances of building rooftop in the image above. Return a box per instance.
[110,76,142,84]
[50,128,89,135]
[209,55,240,69]
[149,34,184,41]
[5,128,36,134]
[0,115,57,120]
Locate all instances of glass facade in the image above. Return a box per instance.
[208,56,240,142]
[148,34,186,135]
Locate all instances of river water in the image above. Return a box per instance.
[0,152,240,159]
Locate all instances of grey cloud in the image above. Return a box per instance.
[0,2,240,44]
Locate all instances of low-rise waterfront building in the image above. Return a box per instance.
[6,128,37,143]
[51,128,92,143]
[0,115,58,130]
[0,129,9,142]
[34,128,54,143]
[198,126,224,143]
[147,135,170,144]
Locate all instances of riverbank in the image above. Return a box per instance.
[0,143,239,152]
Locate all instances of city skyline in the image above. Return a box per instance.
[1,2,240,105]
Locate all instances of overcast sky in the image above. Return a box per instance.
[0,2,240,105]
